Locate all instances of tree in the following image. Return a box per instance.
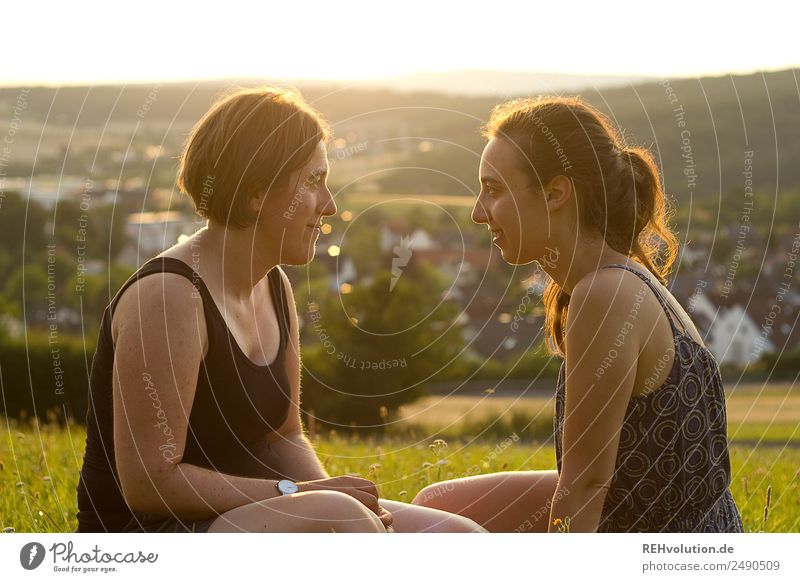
[5,263,50,324]
[0,191,47,277]
[301,269,463,430]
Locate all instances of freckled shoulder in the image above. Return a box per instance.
[111,272,207,354]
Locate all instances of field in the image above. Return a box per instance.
[2,382,798,533]
[397,381,800,445]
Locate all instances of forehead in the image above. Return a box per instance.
[479,137,528,182]
[303,141,329,171]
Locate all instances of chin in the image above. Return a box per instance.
[499,246,534,266]
[280,230,320,265]
[301,243,320,265]
[279,247,313,266]
[504,256,534,266]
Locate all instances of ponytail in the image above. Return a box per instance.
[621,147,678,287]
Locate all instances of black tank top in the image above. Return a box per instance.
[75,257,293,532]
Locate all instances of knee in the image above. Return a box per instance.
[301,490,385,533]
[299,489,362,512]
[412,481,456,509]
[429,514,487,533]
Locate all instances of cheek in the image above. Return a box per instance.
[297,188,318,215]
[276,188,315,227]
[494,198,524,235]
[496,196,544,252]
[516,199,550,250]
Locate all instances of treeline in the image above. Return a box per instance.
[0,192,134,331]
[1,68,798,198]
[1,329,795,428]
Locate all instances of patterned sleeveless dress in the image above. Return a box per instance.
[554,264,744,532]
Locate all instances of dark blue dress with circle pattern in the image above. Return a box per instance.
[554,264,744,532]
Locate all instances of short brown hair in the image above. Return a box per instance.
[177,87,330,228]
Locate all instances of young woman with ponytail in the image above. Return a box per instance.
[412,96,744,533]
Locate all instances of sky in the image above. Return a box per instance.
[4,0,798,86]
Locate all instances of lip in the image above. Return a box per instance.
[490,229,503,242]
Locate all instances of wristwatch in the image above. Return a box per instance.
[276,479,299,496]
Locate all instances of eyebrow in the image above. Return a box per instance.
[480,176,502,186]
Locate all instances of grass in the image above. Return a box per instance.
[1,416,798,533]
[397,383,800,445]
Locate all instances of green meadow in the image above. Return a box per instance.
[2,383,798,533]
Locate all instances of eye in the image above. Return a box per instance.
[484,184,498,198]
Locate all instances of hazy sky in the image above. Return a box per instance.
[6,0,797,86]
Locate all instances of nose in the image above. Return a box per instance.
[471,195,489,225]
[320,186,337,217]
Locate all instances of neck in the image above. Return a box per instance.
[539,236,633,296]
[196,222,279,301]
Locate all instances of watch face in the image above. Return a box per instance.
[278,480,299,495]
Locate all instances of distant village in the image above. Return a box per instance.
[9,174,799,371]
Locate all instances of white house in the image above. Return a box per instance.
[687,293,773,366]
[117,211,200,266]
[328,256,358,293]
[379,226,438,253]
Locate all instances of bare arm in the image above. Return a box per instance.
[547,271,644,532]
[264,267,329,481]
[112,273,283,519]
[112,269,389,525]
[260,269,391,527]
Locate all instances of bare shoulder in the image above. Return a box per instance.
[570,266,650,316]
[111,271,207,350]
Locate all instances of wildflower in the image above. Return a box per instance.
[429,439,449,457]
[552,516,571,532]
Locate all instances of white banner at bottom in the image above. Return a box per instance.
[1,533,797,581]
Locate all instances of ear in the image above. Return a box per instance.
[544,175,572,211]
[248,191,266,214]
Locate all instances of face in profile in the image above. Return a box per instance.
[472,137,551,265]
[252,141,337,265]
